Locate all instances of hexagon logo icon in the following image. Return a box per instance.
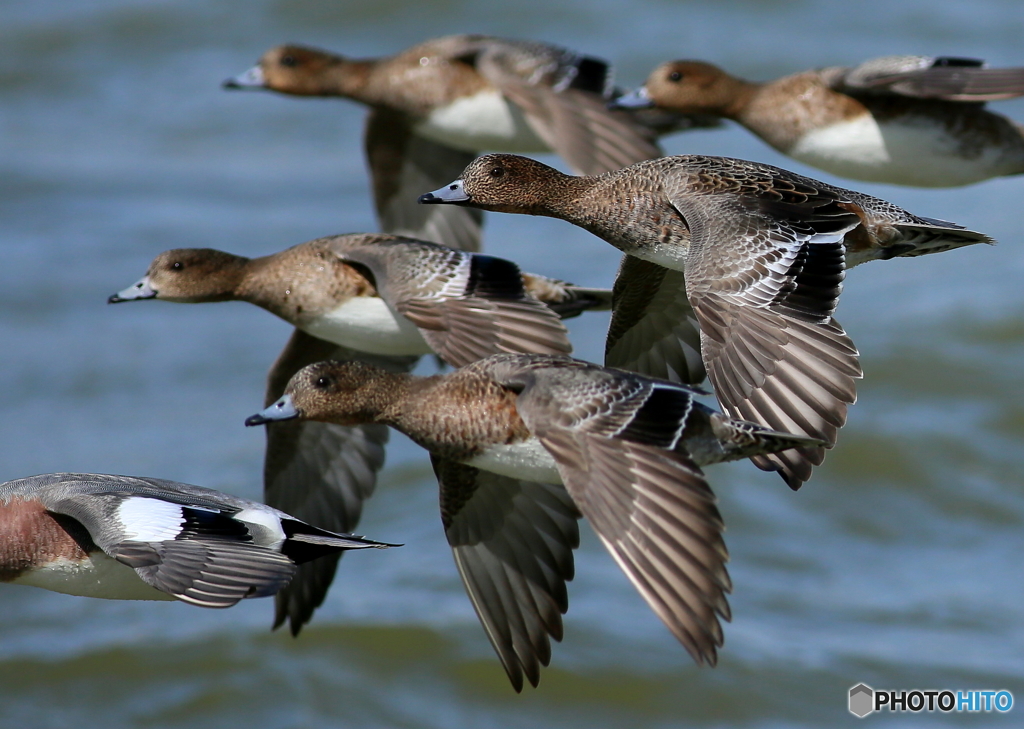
[849,684,874,718]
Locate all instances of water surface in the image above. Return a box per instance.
[2,1,1024,727]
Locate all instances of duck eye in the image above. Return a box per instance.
[171,261,184,271]
[281,55,297,67]
[315,376,333,389]
[668,70,683,82]
[489,167,505,179]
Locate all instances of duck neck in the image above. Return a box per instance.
[347,370,420,427]
[549,165,673,254]
[384,370,530,461]
[532,173,602,222]
[182,252,251,304]
[224,254,276,308]
[718,76,760,121]
[317,57,375,99]
[375,373,443,435]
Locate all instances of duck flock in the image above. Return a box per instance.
[4,35,1021,693]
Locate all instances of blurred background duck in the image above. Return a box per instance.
[613,55,1024,187]
[224,35,715,251]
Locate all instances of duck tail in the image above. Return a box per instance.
[282,520,399,564]
[710,413,829,467]
[887,219,995,259]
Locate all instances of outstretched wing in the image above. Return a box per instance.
[263,329,417,632]
[335,238,572,367]
[434,457,580,692]
[470,39,663,174]
[365,107,483,252]
[493,360,731,665]
[46,480,297,609]
[672,172,863,489]
[114,538,297,608]
[605,256,706,384]
[836,55,1024,102]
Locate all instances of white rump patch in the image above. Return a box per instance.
[117,497,186,542]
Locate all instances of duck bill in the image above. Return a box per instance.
[245,394,299,426]
[108,276,156,303]
[608,86,655,110]
[223,65,266,90]
[418,179,470,204]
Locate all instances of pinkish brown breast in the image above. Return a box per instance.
[0,498,92,581]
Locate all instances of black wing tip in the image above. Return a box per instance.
[276,591,313,636]
[782,472,805,491]
[503,662,542,693]
[932,56,985,68]
[272,606,310,637]
[751,453,810,490]
[271,559,340,637]
[676,630,722,668]
[510,674,526,693]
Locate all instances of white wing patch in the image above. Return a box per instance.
[233,507,287,549]
[117,497,187,542]
[428,251,475,300]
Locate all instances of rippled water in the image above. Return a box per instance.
[3,1,1024,727]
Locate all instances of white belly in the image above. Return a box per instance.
[788,114,1015,187]
[302,297,433,356]
[414,90,548,153]
[464,437,563,484]
[12,553,174,601]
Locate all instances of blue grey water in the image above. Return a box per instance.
[2,0,1024,726]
